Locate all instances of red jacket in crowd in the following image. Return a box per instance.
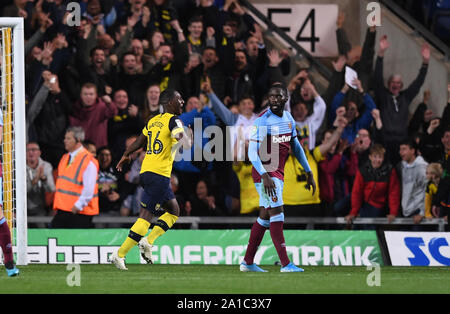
[350,161,400,216]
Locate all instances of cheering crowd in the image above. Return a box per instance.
[1,0,448,228]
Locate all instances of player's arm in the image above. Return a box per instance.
[170,116,192,149]
[116,133,147,171]
[291,136,316,195]
[248,125,276,197]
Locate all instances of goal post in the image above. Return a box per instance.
[0,18,27,266]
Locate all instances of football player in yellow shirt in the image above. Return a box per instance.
[110,89,191,270]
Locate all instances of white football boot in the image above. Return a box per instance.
[138,237,154,264]
[110,251,128,270]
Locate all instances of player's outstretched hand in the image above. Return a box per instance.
[116,155,131,172]
[305,172,316,196]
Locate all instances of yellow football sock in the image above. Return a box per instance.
[147,212,178,245]
[118,218,150,258]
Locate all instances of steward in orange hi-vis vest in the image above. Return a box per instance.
[53,147,99,215]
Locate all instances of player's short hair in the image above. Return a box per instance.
[369,143,386,156]
[269,82,288,97]
[159,89,178,108]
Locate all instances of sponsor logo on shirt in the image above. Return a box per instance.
[272,135,291,144]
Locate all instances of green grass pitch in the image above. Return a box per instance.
[1,265,449,294]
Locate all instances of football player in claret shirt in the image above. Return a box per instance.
[110,89,191,270]
[241,83,316,272]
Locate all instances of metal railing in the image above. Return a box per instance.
[27,216,447,231]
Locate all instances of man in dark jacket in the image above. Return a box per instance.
[27,71,72,169]
[374,36,429,165]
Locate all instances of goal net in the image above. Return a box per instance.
[0,18,27,265]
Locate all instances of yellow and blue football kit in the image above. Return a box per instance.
[117,113,184,259]
[139,113,184,214]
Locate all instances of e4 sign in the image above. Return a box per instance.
[252,4,338,57]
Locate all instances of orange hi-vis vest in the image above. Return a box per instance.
[53,147,99,216]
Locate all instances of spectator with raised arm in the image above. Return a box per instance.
[318,130,350,217]
[335,11,377,91]
[147,39,190,94]
[329,79,376,144]
[27,71,73,169]
[374,36,429,165]
[183,40,235,100]
[288,77,326,150]
[111,51,148,108]
[283,115,348,217]
[172,94,217,199]
[419,85,450,163]
[77,46,115,97]
[204,77,257,154]
[131,38,153,75]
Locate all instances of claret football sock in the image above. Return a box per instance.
[269,214,290,267]
[118,218,150,258]
[243,218,269,265]
[0,217,14,268]
[146,212,178,245]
